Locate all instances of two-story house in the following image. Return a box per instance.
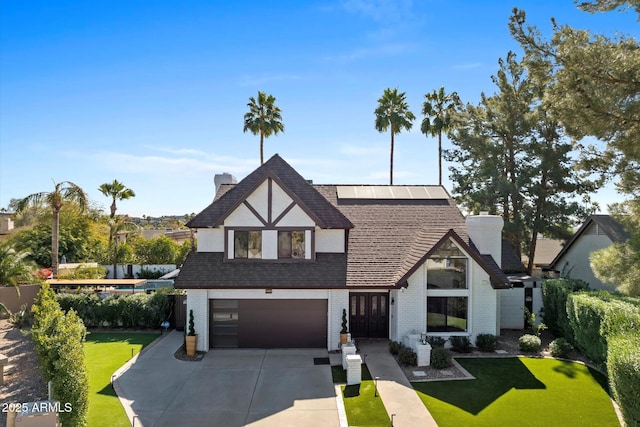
[174,154,511,352]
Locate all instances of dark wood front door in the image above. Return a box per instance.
[349,292,389,338]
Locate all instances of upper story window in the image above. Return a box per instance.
[278,231,305,259]
[427,239,467,289]
[234,230,262,259]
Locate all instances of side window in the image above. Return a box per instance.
[234,230,262,259]
[278,231,305,259]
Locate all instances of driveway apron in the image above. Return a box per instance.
[113,331,340,427]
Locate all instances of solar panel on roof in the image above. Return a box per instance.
[336,186,448,199]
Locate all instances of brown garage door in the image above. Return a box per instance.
[210,299,327,348]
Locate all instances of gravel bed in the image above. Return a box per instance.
[0,319,48,426]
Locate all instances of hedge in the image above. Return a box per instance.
[607,333,640,427]
[566,291,640,367]
[31,283,89,427]
[57,292,169,329]
[541,278,589,341]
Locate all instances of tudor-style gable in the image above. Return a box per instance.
[187,154,353,262]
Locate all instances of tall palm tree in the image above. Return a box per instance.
[16,181,87,277]
[243,91,285,165]
[374,88,415,185]
[421,87,460,186]
[98,179,135,219]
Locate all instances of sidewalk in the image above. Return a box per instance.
[357,341,438,427]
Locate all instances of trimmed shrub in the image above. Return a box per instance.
[519,334,541,352]
[541,278,589,341]
[608,333,640,427]
[31,283,88,427]
[475,334,497,352]
[549,338,573,358]
[56,291,170,329]
[567,291,640,367]
[388,340,404,355]
[449,336,471,353]
[427,336,447,348]
[398,347,417,366]
[430,347,452,369]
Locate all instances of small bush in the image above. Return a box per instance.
[430,347,452,369]
[8,304,31,328]
[427,336,447,348]
[519,334,541,352]
[549,338,573,358]
[608,333,640,427]
[388,340,404,355]
[137,267,168,279]
[449,336,471,353]
[398,347,417,366]
[475,334,497,352]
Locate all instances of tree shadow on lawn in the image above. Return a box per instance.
[413,358,545,415]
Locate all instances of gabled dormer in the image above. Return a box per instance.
[187,154,353,261]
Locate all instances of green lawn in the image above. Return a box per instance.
[413,357,620,427]
[84,332,160,427]
[331,364,390,427]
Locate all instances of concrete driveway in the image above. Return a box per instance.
[113,331,341,427]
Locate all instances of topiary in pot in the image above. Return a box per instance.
[185,309,198,356]
[340,308,349,345]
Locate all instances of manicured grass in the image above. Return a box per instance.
[413,357,619,427]
[331,364,390,427]
[84,332,159,427]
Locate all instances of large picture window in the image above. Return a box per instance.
[234,231,262,259]
[427,239,467,289]
[427,297,468,332]
[278,231,305,259]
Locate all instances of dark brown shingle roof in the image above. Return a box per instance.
[175,252,347,289]
[187,154,353,229]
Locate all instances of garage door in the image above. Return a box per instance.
[210,299,328,348]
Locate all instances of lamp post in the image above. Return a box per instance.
[391,413,396,426]
[374,376,380,397]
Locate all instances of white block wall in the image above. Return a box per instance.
[393,264,427,343]
[470,265,500,341]
[186,289,209,352]
[500,287,543,329]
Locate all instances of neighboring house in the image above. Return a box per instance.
[548,215,630,291]
[522,237,563,277]
[0,212,14,234]
[174,154,511,351]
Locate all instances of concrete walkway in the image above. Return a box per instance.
[112,331,341,427]
[358,341,438,427]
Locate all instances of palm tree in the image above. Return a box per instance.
[0,243,37,314]
[16,181,87,277]
[374,88,415,185]
[243,91,285,165]
[98,179,135,219]
[421,87,460,186]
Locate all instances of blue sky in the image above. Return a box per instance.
[1,1,637,217]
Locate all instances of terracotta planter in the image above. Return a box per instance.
[185,335,198,356]
[340,333,348,345]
